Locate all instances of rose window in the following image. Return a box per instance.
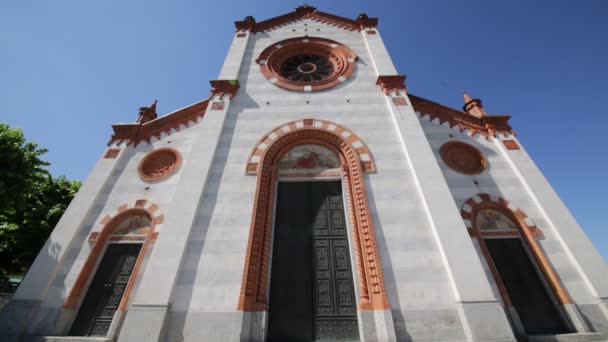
[138,147,182,181]
[257,37,357,91]
[439,141,486,175]
[279,54,335,83]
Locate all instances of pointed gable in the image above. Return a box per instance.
[235,5,377,33]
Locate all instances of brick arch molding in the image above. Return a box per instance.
[64,199,164,311]
[460,193,572,306]
[238,119,388,311]
[245,118,376,175]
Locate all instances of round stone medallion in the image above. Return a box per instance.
[138,147,182,181]
[257,37,357,92]
[439,141,486,175]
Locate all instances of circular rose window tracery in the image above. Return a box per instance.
[257,37,357,92]
[279,54,334,83]
[439,141,486,175]
[138,147,182,181]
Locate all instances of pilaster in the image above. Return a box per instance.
[218,29,251,80]
[379,77,516,341]
[117,82,239,342]
[361,28,398,76]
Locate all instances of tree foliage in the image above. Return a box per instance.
[0,124,81,279]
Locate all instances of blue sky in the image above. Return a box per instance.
[1,1,607,258]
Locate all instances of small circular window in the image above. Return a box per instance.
[439,141,486,175]
[257,37,357,91]
[138,147,182,181]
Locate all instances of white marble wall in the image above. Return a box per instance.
[12,14,599,342]
[164,19,467,341]
[420,116,608,333]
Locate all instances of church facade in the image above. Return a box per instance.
[2,6,608,342]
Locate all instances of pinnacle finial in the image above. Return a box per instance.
[463,92,473,103]
[148,99,158,111]
[462,92,486,118]
[137,99,158,124]
[296,3,316,14]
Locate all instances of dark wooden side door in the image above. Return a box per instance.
[70,243,142,336]
[268,181,359,341]
[485,238,570,335]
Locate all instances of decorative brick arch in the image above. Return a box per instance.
[461,194,542,238]
[64,199,164,310]
[460,193,571,306]
[239,119,388,311]
[245,118,376,175]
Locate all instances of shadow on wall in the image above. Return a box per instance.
[164,108,239,342]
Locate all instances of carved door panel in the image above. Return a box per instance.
[268,181,359,342]
[311,182,358,340]
[70,243,142,336]
[485,238,569,335]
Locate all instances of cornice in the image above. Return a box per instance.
[210,79,240,99]
[376,75,407,95]
[409,94,514,138]
[109,100,209,146]
[235,5,377,33]
[109,79,239,146]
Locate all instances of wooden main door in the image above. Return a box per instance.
[485,238,570,335]
[268,181,359,341]
[70,243,141,336]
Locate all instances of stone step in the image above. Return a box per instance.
[528,332,608,342]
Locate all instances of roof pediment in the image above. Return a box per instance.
[409,94,514,138]
[109,80,239,146]
[235,5,377,33]
[109,100,209,146]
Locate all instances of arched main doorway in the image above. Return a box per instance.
[239,119,388,341]
[64,200,162,337]
[461,194,573,337]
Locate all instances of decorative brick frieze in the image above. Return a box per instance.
[460,194,571,307]
[410,94,515,139]
[65,200,163,311]
[502,139,520,150]
[392,96,407,106]
[376,75,407,95]
[356,13,378,29]
[245,119,376,174]
[210,79,240,99]
[109,79,239,146]
[239,121,388,311]
[366,30,377,35]
[234,5,377,33]
[236,33,247,38]
[109,99,209,146]
[104,148,120,159]
[211,101,225,110]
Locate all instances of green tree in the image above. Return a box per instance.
[0,124,50,213]
[0,124,81,280]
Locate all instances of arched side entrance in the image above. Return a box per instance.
[461,194,573,336]
[238,119,387,312]
[64,199,163,337]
